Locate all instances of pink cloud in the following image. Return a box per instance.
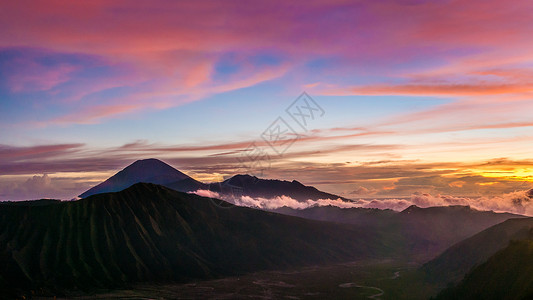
[321,83,533,97]
[2,1,532,70]
[3,0,533,124]
[48,104,141,125]
[6,60,79,93]
[0,143,84,160]
[34,61,289,126]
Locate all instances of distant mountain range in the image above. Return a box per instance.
[272,204,524,261]
[79,159,349,202]
[209,174,351,201]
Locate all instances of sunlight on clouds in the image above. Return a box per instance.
[191,188,533,216]
[473,168,533,182]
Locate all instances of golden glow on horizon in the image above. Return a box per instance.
[474,168,533,182]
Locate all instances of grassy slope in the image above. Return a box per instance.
[0,183,398,297]
[435,238,533,300]
[422,217,533,287]
[273,205,524,262]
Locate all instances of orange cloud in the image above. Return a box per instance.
[321,83,533,97]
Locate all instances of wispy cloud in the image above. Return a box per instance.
[0,143,84,160]
[191,188,533,216]
[3,0,533,125]
[320,83,533,97]
[2,138,533,201]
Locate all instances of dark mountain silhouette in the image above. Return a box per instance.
[435,237,533,300]
[395,205,524,260]
[272,204,524,261]
[423,217,533,287]
[79,159,205,198]
[0,199,61,206]
[79,160,348,202]
[272,205,396,225]
[0,183,398,297]
[210,174,350,201]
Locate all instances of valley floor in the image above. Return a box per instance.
[46,259,439,300]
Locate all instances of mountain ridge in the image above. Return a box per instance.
[422,217,533,287]
[210,174,351,201]
[0,182,398,297]
[78,159,350,202]
[434,237,533,300]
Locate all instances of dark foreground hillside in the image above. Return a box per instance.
[0,183,397,298]
[274,204,523,261]
[435,238,533,300]
[422,217,533,287]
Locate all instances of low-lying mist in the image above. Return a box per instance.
[192,188,533,216]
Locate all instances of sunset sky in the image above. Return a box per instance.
[2,0,533,212]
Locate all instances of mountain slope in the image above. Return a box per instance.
[435,238,533,300]
[79,159,204,198]
[210,174,350,201]
[422,217,533,286]
[396,205,524,259]
[272,205,523,261]
[272,205,396,225]
[79,160,347,202]
[0,183,396,297]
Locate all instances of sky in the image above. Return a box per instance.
[2,0,533,214]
